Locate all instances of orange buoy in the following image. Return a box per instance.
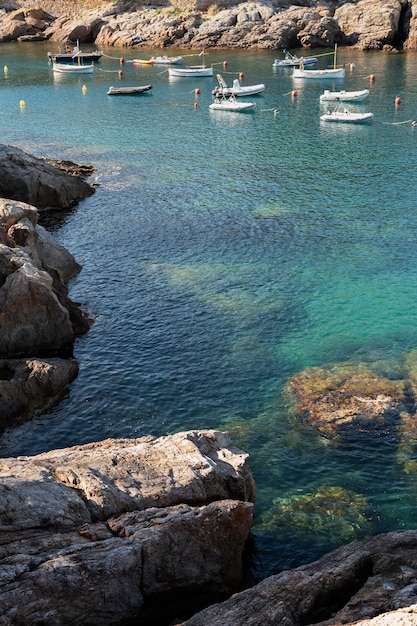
[118,70,124,77]
[395,96,401,106]
[291,90,297,98]
[195,87,200,95]
[194,101,198,108]
[239,72,244,80]
[223,60,228,68]
[120,57,125,65]
[370,74,375,83]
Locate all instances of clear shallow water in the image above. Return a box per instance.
[1,42,417,581]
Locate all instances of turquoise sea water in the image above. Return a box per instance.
[1,42,417,581]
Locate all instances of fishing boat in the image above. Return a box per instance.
[52,62,94,74]
[150,55,183,64]
[293,44,345,79]
[107,85,152,95]
[293,66,345,79]
[168,51,213,77]
[320,105,374,123]
[319,89,370,102]
[48,42,102,64]
[209,93,256,112]
[212,74,265,97]
[273,49,318,68]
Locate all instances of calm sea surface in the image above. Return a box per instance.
[1,41,417,581]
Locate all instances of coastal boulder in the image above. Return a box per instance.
[335,0,403,49]
[0,144,95,210]
[0,357,79,434]
[182,529,417,625]
[0,198,92,357]
[0,431,255,625]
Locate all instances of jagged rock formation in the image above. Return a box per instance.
[0,430,255,626]
[181,529,417,625]
[0,0,416,51]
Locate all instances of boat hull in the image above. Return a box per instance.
[320,111,374,123]
[273,57,317,68]
[320,89,370,102]
[209,99,256,112]
[169,66,213,77]
[151,56,183,65]
[52,62,94,73]
[48,52,102,64]
[107,85,152,95]
[293,67,345,79]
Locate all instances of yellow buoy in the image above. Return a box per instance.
[82,84,87,93]
[4,65,8,74]
[20,100,25,108]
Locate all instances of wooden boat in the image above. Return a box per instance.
[209,93,256,112]
[48,41,102,64]
[169,65,213,77]
[132,59,154,66]
[52,62,94,74]
[273,49,318,68]
[319,89,370,102]
[107,85,152,95]
[293,44,345,79]
[293,66,345,79]
[150,55,183,64]
[320,105,374,123]
[212,74,265,97]
[168,51,213,77]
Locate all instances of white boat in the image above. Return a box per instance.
[320,89,369,102]
[293,66,345,79]
[150,55,183,64]
[209,93,256,112]
[320,105,374,124]
[107,85,152,95]
[52,62,94,73]
[48,41,103,65]
[168,51,213,77]
[212,74,265,97]
[168,65,213,77]
[273,49,318,68]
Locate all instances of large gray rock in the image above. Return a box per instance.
[0,144,94,210]
[182,529,417,625]
[0,198,92,357]
[0,430,255,625]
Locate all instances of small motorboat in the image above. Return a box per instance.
[209,93,256,112]
[107,85,152,95]
[319,89,370,102]
[150,55,183,64]
[168,51,213,77]
[320,105,374,123]
[52,62,94,73]
[273,49,318,68]
[212,74,265,97]
[48,41,103,65]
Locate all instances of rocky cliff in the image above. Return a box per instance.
[1,0,417,51]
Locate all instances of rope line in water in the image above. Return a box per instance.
[382,119,414,125]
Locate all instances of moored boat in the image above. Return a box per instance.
[293,67,345,79]
[52,62,94,74]
[150,55,183,65]
[107,85,152,95]
[168,51,213,77]
[48,41,102,65]
[319,89,370,102]
[273,49,318,68]
[132,59,154,66]
[212,74,265,97]
[209,93,256,112]
[320,105,374,123]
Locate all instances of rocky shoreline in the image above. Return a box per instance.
[2,0,417,620]
[1,0,417,52]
